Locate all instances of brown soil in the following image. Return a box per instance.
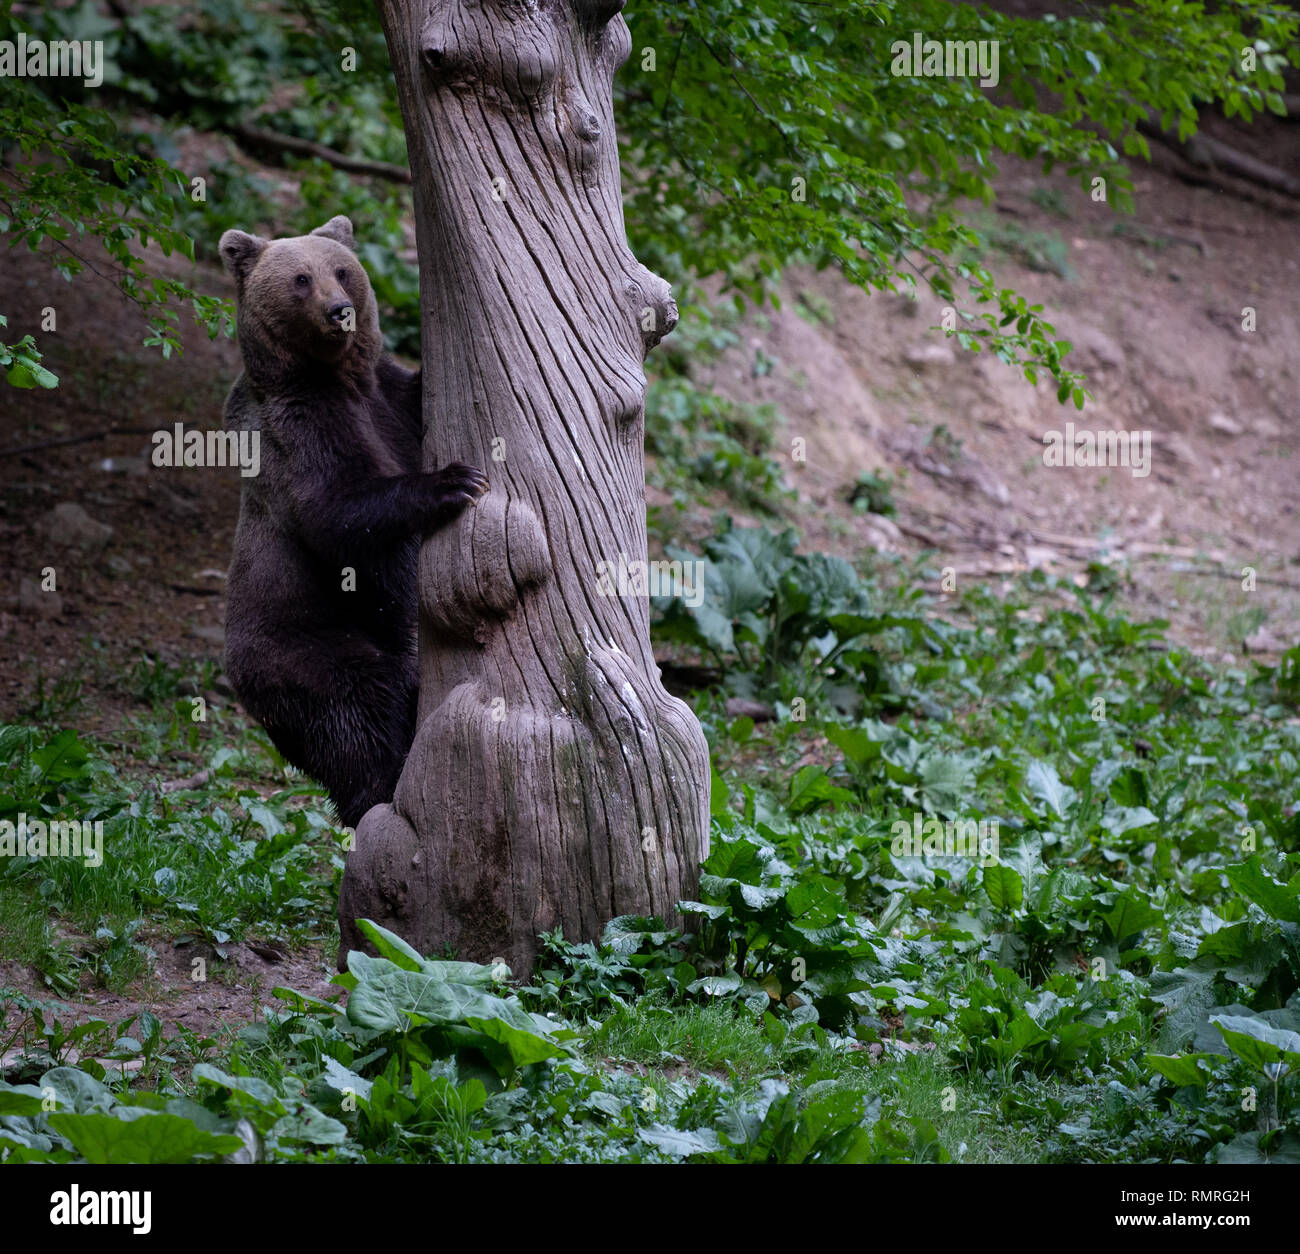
[0,937,340,1048]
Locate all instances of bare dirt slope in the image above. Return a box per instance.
[697,155,1299,659]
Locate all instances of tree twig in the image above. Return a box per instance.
[228,123,412,185]
[1161,564,1300,591]
[160,768,212,794]
[0,427,157,458]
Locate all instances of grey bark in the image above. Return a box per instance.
[338,0,710,973]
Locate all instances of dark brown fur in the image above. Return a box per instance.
[219,215,486,828]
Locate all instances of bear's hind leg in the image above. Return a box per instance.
[242,643,416,831]
[322,675,417,830]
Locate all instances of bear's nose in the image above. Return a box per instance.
[326,300,354,324]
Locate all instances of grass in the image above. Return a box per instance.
[588,996,781,1082]
[588,998,1040,1163]
[838,1051,1041,1164]
[959,213,1075,279]
[0,695,345,1008]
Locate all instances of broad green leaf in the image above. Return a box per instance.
[463,1016,566,1067]
[677,899,729,920]
[1211,1015,1300,1070]
[244,801,285,838]
[30,730,90,782]
[788,765,856,813]
[1216,1130,1300,1164]
[918,754,975,814]
[319,1057,373,1103]
[1100,806,1159,837]
[39,1067,115,1114]
[1150,960,1220,1051]
[356,919,424,970]
[603,914,675,952]
[49,1111,244,1164]
[1146,1053,1215,1087]
[1224,859,1300,924]
[999,836,1043,904]
[826,723,887,770]
[638,1125,723,1157]
[0,1085,46,1116]
[346,963,538,1035]
[688,972,743,996]
[192,1063,282,1111]
[269,1105,349,1146]
[1026,760,1075,818]
[982,863,1024,911]
[1103,892,1162,946]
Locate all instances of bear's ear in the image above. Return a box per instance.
[219,230,268,281]
[311,215,356,251]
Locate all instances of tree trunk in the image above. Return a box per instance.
[338,0,710,973]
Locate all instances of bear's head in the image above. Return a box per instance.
[218,216,384,385]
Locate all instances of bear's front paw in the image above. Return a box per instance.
[424,462,489,526]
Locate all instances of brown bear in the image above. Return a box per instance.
[218,215,486,829]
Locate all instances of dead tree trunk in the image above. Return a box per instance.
[338,0,710,973]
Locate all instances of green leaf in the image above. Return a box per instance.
[346,961,542,1038]
[269,1105,349,1146]
[5,357,38,388]
[1103,892,1162,946]
[39,1066,114,1113]
[1150,960,1221,1051]
[1216,1131,1300,1164]
[319,1057,372,1103]
[1108,767,1149,807]
[1146,1053,1215,1087]
[49,1111,244,1164]
[918,754,975,813]
[688,972,743,996]
[1025,760,1075,819]
[356,919,425,970]
[982,863,1024,911]
[709,764,731,817]
[638,1124,723,1157]
[1100,805,1159,837]
[0,1085,46,1116]
[30,730,91,782]
[999,836,1043,904]
[677,899,729,920]
[244,801,285,838]
[826,722,887,770]
[788,765,856,814]
[1211,1015,1300,1070]
[464,1016,567,1067]
[1224,859,1300,924]
[602,914,675,952]
[192,1063,283,1111]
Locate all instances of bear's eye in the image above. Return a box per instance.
[294,274,310,288]
[335,268,349,283]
